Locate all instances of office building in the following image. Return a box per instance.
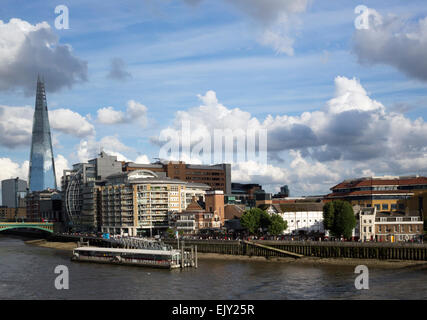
[1,178,27,208]
[325,176,427,212]
[123,160,231,194]
[26,189,62,222]
[28,76,57,192]
[62,152,123,230]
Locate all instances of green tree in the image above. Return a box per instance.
[268,214,287,236]
[240,208,263,234]
[322,202,335,231]
[166,228,176,239]
[259,210,272,231]
[322,200,356,239]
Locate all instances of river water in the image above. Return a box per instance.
[0,235,426,300]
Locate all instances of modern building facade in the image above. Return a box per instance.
[123,160,231,194]
[99,169,210,236]
[325,176,427,212]
[62,152,124,230]
[26,189,62,222]
[225,183,263,207]
[1,178,27,208]
[28,76,57,192]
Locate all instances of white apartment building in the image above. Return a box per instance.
[100,170,209,236]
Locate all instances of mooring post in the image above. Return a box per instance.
[195,245,198,268]
[181,245,184,268]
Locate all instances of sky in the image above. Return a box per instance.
[0,0,427,197]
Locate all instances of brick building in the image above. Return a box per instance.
[123,160,231,194]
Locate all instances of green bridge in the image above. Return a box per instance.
[0,222,55,233]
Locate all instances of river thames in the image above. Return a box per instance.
[0,235,426,300]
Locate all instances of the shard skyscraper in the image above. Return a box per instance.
[28,76,57,192]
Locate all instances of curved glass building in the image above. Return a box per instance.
[28,76,57,192]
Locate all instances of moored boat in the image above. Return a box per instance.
[71,246,185,269]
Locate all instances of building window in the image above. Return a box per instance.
[375,204,380,210]
[391,204,397,210]
[382,204,389,210]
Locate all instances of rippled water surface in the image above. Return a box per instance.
[0,235,426,300]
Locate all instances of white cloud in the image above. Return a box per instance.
[96,106,125,124]
[353,9,427,81]
[76,136,149,164]
[0,105,33,147]
[154,76,427,194]
[0,105,94,148]
[0,158,29,182]
[0,18,87,94]
[50,108,95,137]
[54,154,69,189]
[135,155,150,164]
[96,100,148,126]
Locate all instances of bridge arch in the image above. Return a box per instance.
[0,223,54,233]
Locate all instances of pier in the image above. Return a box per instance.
[163,239,427,261]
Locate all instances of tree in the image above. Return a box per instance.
[322,200,356,239]
[268,214,287,236]
[322,202,335,231]
[240,208,264,234]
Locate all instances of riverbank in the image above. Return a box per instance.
[25,239,78,251]
[197,252,427,269]
[25,239,427,269]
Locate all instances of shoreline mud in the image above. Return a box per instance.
[25,239,427,269]
[197,252,427,268]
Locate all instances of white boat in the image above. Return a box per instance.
[71,246,184,269]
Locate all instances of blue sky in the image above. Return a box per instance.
[0,0,426,196]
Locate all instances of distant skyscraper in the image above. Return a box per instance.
[28,76,57,192]
[1,178,27,208]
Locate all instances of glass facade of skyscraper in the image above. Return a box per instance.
[28,76,57,192]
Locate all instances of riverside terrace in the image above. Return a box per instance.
[163,239,427,261]
[47,234,427,261]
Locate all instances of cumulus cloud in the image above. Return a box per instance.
[0,105,33,148]
[0,18,87,94]
[0,105,94,148]
[353,8,427,82]
[75,136,150,166]
[76,136,135,162]
[49,109,95,137]
[96,100,148,126]
[154,76,427,194]
[54,154,69,188]
[0,158,29,182]
[107,58,132,81]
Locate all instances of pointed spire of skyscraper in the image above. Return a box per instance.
[28,76,57,192]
